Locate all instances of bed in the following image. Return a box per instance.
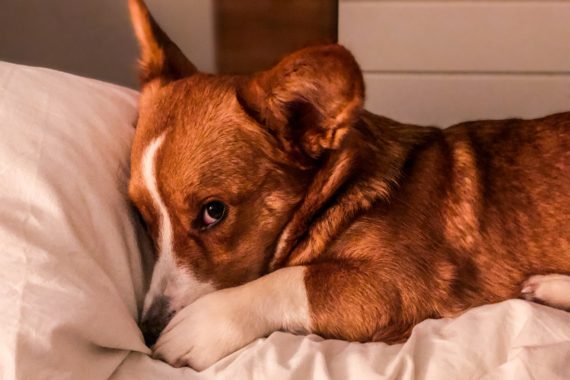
[1,61,569,380]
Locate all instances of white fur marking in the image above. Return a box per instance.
[140,133,214,317]
[153,266,310,370]
[142,134,171,258]
[521,274,570,310]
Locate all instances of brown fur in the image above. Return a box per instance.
[128,0,570,346]
[303,112,570,342]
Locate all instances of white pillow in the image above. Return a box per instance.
[0,61,150,380]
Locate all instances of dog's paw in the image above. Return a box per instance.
[152,288,267,371]
[521,274,570,311]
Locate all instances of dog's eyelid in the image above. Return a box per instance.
[191,193,226,207]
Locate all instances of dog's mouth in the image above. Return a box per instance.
[140,295,175,347]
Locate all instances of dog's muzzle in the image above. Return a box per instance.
[140,295,174,347]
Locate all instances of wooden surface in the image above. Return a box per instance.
[215,0,338,74]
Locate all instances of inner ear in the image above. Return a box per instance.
[237,44,365,160]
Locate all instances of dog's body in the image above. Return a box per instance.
[277,110,570,342]
[127,0,570,370]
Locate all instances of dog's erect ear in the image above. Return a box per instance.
[128,0,197,85]
[238,45,364,160]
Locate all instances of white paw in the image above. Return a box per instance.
[521,274,570,311]
[152,287,268,371]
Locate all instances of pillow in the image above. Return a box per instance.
[0,61,150,380]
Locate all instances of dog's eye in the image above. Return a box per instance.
[201,201,227,228]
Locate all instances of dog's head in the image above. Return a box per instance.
[127,0,364,345]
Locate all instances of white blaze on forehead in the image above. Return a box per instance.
[140,133,214,317]
[142,133,172,257]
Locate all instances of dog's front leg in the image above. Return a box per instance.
[153,262,400,370]
[152,266,310,370]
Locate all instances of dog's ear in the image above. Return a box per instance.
[128,0,196,85]
[237,45,364,160]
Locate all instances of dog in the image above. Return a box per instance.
[127,0,570,371]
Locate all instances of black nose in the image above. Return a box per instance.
[140,296,173,347]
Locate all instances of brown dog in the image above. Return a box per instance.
[127,0,570,370]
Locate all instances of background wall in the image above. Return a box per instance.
[339,0,570,126]
[0,0,215,88]
[2,0,569,126]
[0,0,334,88]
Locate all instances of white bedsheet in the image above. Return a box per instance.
[0,61,569,380]
[111,300,570,380]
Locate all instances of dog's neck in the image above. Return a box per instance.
[269,111,440,270]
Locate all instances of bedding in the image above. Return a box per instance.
[0,61,569,380]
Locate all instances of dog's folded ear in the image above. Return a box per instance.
[237,45,365,160]
[128,0,197,85]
